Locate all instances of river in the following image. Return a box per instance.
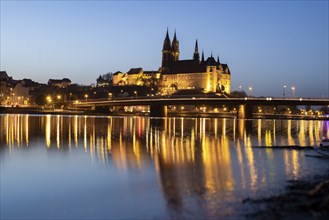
[1,114,328,219]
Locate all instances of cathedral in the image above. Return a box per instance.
[111,30,231,95]
[159,30,231,95]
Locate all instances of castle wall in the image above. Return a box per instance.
[160,72,208,93]
[219,73,231,94]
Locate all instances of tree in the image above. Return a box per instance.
[102,72,113,81]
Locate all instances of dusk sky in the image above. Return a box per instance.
[1,0,328,98]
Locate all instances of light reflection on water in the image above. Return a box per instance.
[0,114,328,219]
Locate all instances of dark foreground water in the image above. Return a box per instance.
[1,114,328,219]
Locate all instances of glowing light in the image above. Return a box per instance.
[46,115,51,147]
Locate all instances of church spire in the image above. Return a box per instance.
[162,28,173,69]
[217,56,220,64]
[163,28,171,51]
[194,39,199,54]
[201,50,205,62]
[171,29,179,61]
[193,39,200,62]
[173,29,177,42]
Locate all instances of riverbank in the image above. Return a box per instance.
[1,107,328,120]
[0,107,86,115]
[244,150,329,219]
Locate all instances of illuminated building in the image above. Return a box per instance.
[110,30,231,95]
[96,75,111,87]
[159,30,231,95]
[112,68,160,86]
[48,78,71,88]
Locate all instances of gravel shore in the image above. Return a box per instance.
[244,149,329,220]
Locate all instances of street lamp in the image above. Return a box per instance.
[248,86,253,96]
[291,86,295,98]
[46,96,52,108]
[46,96,52,102]
[239,85,242,92]
[84,94,88,102]
[134,91,137,98]
[283,85,286,98]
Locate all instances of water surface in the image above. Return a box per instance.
[1,114,328,219]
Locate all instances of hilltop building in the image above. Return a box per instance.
[103,30,231,96]
[48,78,71,88]
[159,30,231,95]
[112,68,160,86]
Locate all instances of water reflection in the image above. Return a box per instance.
[1,114,328,218]
[1,114,328,165]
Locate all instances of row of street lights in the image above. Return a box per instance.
[238,85,253,96]
[238,85,296,97]
[283,85,295,98]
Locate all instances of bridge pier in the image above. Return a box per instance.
[150,104,167,117]
[238,104,253,119]
[94,106,110,114]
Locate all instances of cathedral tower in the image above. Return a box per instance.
[162,29,173,69]
[193,39,200,62]
[171,30,180,61]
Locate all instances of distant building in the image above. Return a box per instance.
[13,81,30,105]
[127,68,143,85]
[96,72,114,87]
[48,78,71,88]
[112,69,160,86]
[0,71,10,81]
[97,75,110,87]
[0,71,14,105]
[13,79,43,106]
[159,30,231,95]
[112,71,125,85]
[104,30,231,96]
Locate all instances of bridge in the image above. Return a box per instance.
[74,96,328,118]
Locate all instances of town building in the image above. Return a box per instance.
[48,78,71,88]
[13,79,43,106]
[0,71,15,106]
[97,75,110,87]
[112,71,125,85]
[112,68,160,86]
[158,30,231,95]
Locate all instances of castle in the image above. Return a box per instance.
[112,30,231,95]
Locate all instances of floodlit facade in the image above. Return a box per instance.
[112,68,160,86]
[159,30,231,95]
[108,30,231,95]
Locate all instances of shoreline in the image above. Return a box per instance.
[0,107,328,120]
[244,151,329,219]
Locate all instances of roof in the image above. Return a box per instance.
[143,71,158,74]
[205,56,218,66]
[0,71,9,81]
[113,71,122,76]
[162,60,206,74]
[219,64,231,74]
[48,78,71,84]
[21,79,40,87]
[163,30,171,51]
[127,68,143,75]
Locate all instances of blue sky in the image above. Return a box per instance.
[1,0,328,98]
